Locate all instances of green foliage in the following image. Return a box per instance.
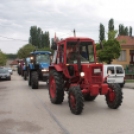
[108,18,115,40]
[0,50,7,66]
[108,18,114,31]
[37,46,53,53]
[29,26,38,47]
[97,39,121,64]
[17,44,36,59]
[99,23,105,41]
[108,30,118,40]
[29,26,50,49]
[129,26,132,36]
[119,24,132,36]
[6,54,17,59]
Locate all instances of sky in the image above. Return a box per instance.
[0,0,134,54]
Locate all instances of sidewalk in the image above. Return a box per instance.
[124,83,134,89]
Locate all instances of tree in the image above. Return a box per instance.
[6,54,17,59]
[29,26,50,49]
[0,50,7,66]
[17,44,36,59]
[119,24,124,35]
[108,30,118,40]
[118,24,132,36]
[108,18,114,31]
[96,30,121,64]
[99,23,105,42]
[108,18,114,39]
[42,31,50,47]
[124,27,128,35]
[29,26,38,48]
[37,27,43,49]
[129,26,132,36]
[97,39,121,64]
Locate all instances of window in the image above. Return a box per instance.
[36,54,50,64]
[57,45,64,63]
[107,67,114,74]
[116,67,123,74]
[118,50,126,61]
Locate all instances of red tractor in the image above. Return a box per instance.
[49,37,123,115]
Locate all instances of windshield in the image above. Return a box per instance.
[0,69,8,73]
[67,43,95,64]
[36,54,50,64]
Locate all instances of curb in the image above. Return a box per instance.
[124,86,134,89]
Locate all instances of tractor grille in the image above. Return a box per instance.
[91,66,103,84]
[91,76,102,84]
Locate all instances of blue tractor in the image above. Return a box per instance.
[27,51,52,89]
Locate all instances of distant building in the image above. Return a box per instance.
[9,59,18,71]
[112,35,134,67]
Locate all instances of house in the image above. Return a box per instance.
[9,59,19,71]
[112,35,134,68]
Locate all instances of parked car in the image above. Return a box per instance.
[5,67,13,75]
[0,68,11,80]
[103,64,125,88]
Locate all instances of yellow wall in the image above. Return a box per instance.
[112,48,130,68]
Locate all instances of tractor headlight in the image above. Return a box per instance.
[30,57,34,60]
[80,72,85,77]
[41,69,49,72]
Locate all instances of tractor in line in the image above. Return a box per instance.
[49,37,123,115]
[25,51,52,89]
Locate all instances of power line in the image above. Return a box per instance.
[0,35,28,41]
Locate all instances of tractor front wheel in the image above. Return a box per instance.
[68,86,84,115]
[31,71,39,89]
[49,70,64,104]
[106,83,123,109]
[24,71,27,80]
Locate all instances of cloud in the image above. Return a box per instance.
[0,0,134,53]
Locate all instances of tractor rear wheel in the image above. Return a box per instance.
[28,72,31,86]
[24,71,27,80]
[31,71,39,89]
[106,83,123,109]
[84,94,97,101]
[68,86,84,115]
[49,70,64,104]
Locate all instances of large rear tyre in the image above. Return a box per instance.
[28,72,31,86]
[31,71,38,89]
[68,86,84,115]
[106,83,123,109]
[49,70,64,104]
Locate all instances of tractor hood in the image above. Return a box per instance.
[81,63,103,84]
[39,63,50,69]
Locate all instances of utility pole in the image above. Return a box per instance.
[73,29,76,37]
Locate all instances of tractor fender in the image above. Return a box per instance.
[49,65,63,72]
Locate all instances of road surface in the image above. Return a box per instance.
[0,71,134,134]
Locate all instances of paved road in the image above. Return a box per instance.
[0,71,134,134]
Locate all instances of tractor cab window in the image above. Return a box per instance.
[87,45,95,63]
[57,45,64,63]
[80,45,95,63]
[36,54,50,64]
[67,43,95,64]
